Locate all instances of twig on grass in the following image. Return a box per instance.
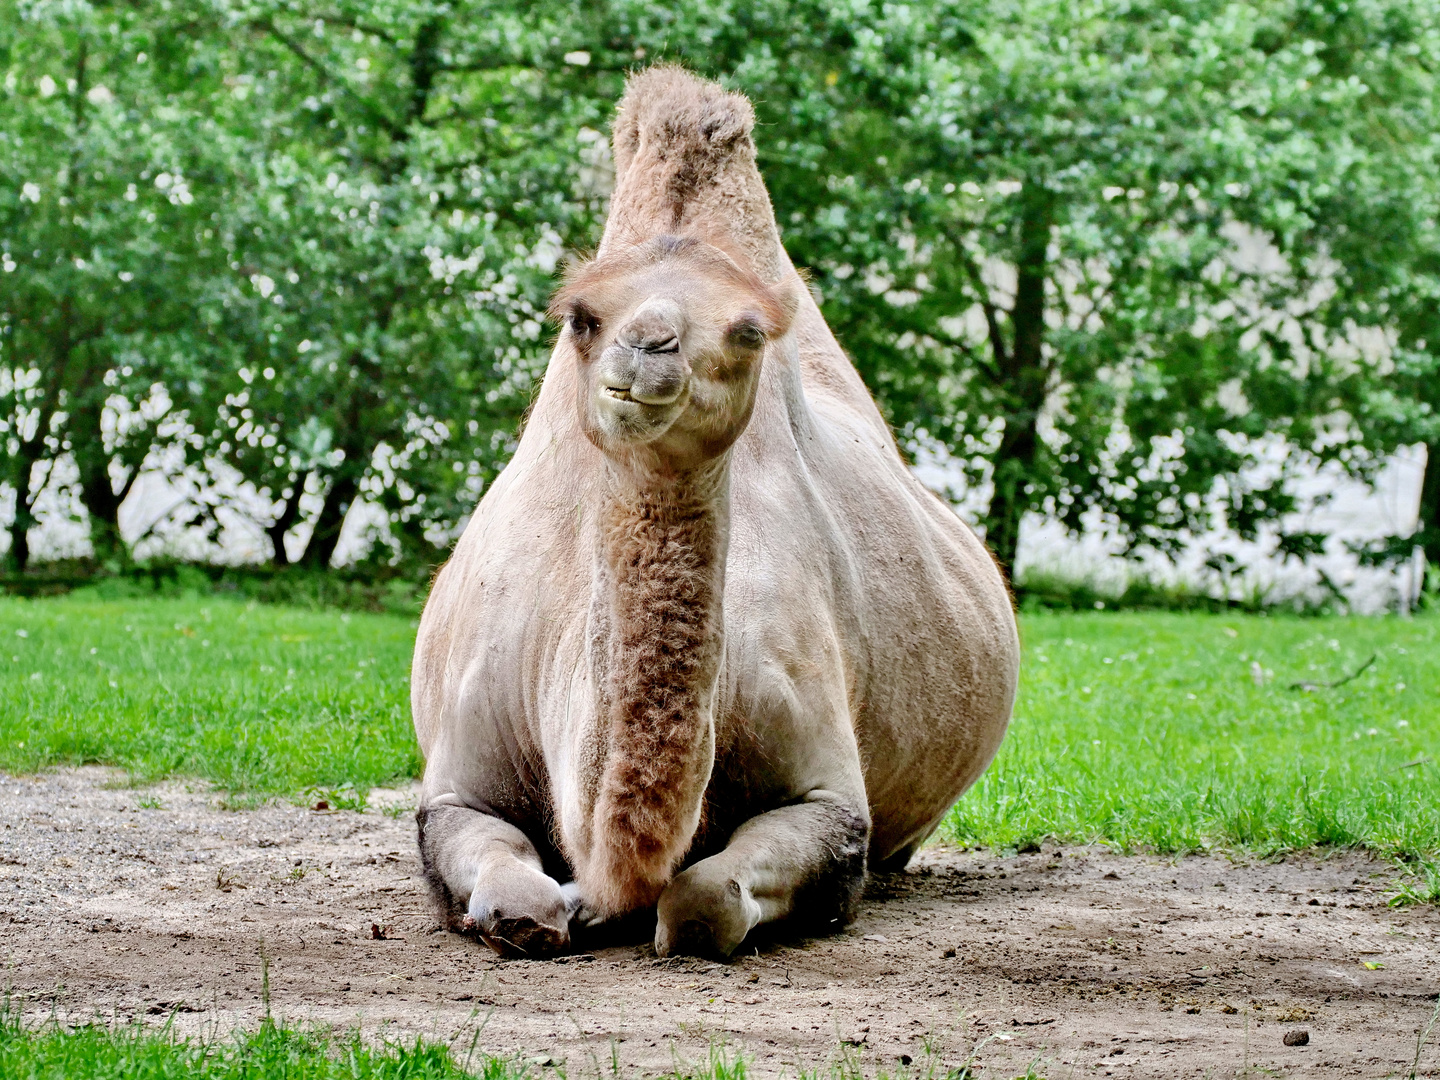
[1288,653,1376,693]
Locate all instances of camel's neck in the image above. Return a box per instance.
[581,460,730,915]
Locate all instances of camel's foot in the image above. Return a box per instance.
[654,862,761,959]
[464,870,572,959]
[464,912,568,958]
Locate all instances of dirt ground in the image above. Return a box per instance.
[2,768,1438,1078]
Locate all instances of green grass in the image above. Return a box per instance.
[945,611,1440,857]
[0,1008,516,1080]
[0,591,418,796]
[0,593,1435,860]
[0,1006,955,1080]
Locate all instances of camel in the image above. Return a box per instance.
[411,66,1019,960]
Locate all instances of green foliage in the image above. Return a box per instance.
[2,0,1437,576]
[0,2,229,568]
[741,0,1440,569]
[1389,858,1440,907]
[1014,568,1281,614]
[0,559,429,612]
[0,1007,987,1080]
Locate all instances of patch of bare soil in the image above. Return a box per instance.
[2,768,1437,1078]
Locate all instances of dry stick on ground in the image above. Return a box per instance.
[1287,653,1376,693]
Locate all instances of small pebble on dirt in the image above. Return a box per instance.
[1284,1030,1310,1046]
[942,947,957,958]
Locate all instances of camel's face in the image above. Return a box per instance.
[553,237,794,470]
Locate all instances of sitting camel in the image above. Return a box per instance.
[412,66,1019,959]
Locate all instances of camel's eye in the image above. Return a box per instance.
[568,307,600,341]
[727,320,764,350]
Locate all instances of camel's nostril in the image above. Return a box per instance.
[617,303,683,355]
[621,335,679,355]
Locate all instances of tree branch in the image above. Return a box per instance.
[254,18,406,140]
[927,322,1003,386]
[944,226,1011,372]
[304,13,399,46]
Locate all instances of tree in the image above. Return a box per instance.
[169,0,619,568]
[715,0,1440,574]
[0,0,232,569]
[3,0,1434,582]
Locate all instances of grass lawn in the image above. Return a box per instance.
[0,1011,524,1080]
[945,611,1439,859]
[0,591,1435,858]
[0,591,418,799]
[0,1011,798,1080]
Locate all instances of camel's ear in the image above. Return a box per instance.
[705,235,800,340]
[760,276,801,341]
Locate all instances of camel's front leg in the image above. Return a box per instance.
[655,791,869,958]
[417,803,579,958]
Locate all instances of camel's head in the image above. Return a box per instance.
[551,235,797,471]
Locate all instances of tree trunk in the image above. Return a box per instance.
[6,430,52,573]
[299,472,359,571]
[70,391,140,567]
[265,472,310,568]
[1420,440,1440,568]
[295,344,381,571]
[77,468,132,566]
[983,183,1053,574]
[9,491,34,573]
[7,42,95,573]
[407,20,442,128]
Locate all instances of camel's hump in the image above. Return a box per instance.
[612,66,756,178]
[604,66,786,280]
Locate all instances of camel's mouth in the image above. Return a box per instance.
[602,384,684,407]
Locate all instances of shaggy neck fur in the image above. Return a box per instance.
[581,461,729,915]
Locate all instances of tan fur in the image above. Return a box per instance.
[412,67,1019,955]
[551,238,793,339]
[583,471,726,912]
[603,67,788,280]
